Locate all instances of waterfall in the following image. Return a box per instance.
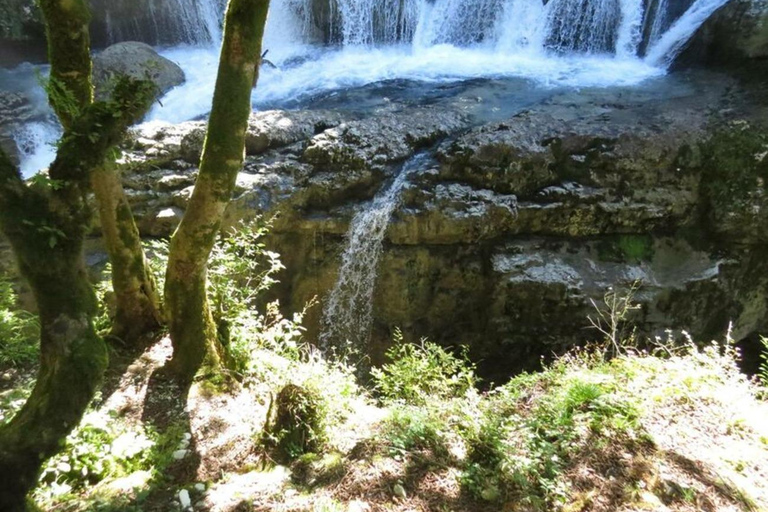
[644,0,731,66]
[98,0,225,47]
[308,0,723,64]
[321,155,429,351]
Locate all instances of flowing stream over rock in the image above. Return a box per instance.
[321,154,430,351]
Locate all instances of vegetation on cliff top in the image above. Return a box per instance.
[1,223,767,511]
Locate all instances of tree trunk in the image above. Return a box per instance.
[40,0,163,346]
[91,161,163,343]
[0,216,107,511]
[0,81,154,511]
[165,0,271,381]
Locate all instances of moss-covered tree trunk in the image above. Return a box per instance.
[0,79,153,507]
[165,0,271,381]
[0,158,107,509]
[40,0,163,346]
[91,162,163,343]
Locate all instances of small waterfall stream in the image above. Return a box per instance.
[321,155,429,351]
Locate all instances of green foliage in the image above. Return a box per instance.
[205,219,305,376]
[0,275,39,367]
[617,235,653,262]
[209,219,282,326]
[40,74,83,125]
[371,330,477,405]
[461,371,641,508]
[38,413,153,497]
[383,407,448,457]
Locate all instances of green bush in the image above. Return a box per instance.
[371,330,477,405]
[462,375,640,508]
[383,407,448,457]
[0,275,39,367]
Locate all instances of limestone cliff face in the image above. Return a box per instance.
[675,0,768,70]
[113,72,768,378]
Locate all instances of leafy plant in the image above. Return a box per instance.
[371,329,477,405]
[462,374,640,508]
[208,218,283,330]
[0,275,39,367]
[383,407,448,457]
[37,413,155,497]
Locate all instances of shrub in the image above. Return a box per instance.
[0,275,39,367]
[371,329,477,405]
[462,373,641,508]
[383,407,448,457]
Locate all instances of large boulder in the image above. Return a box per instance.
[675,0,768,70]
[92,42,185,101]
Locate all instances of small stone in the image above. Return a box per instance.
[179,439,190,449]
[194,483,206,492]
[179,489,191,509]
[183,432,192,440]
[1,373,11,381]
[172,449,189,460]
[393,483,407,500]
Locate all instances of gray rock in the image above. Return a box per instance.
[303,108,469,171]
[93,42,185,101]
[676,0,768,69]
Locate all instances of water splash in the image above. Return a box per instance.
[321,154,429,351]
[15,122,61,178]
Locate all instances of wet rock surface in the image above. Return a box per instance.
[676,0,768,70]
[101,71,768,377]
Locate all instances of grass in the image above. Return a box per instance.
[0,275,39,368]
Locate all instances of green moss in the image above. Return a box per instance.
[699,125,768,230]
[598,235,654,263]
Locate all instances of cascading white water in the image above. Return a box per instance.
[321,155,428,351]
[647,0,671,47]
[322,0,676,57]
[644,0,730,66]
[11,0,729,177]
[102,0,225,46]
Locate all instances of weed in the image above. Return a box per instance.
[371,330,476,405]
[383,407,448,457]
[0,275,39,368]
[588,281,642,358]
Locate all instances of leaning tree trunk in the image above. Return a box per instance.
[40,0,163,346]
[91,162,163,343]
[0,81,154,511]
[165,0,271,381]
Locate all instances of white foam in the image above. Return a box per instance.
[15,122,61,178]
